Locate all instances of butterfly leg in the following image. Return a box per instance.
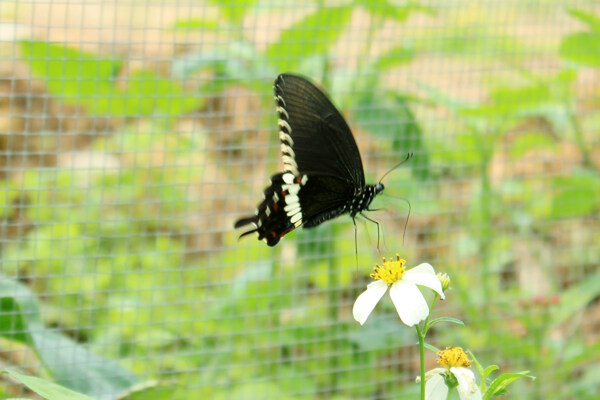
[364,207,385,252]
[360,212,382,253]
[352,217,359,269]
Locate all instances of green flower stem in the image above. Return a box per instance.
[417,293,443,399]
[422,293,440,335]
[416,324,425,400]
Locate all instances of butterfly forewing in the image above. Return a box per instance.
[275,74,365,186]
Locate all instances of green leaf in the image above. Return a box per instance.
[551,272,600,326]
[265,7,352,72]
[112,381,171,400]
[0,297,29,343]
[419,82,471,113]
[467,350,484,382]
[172,41,270,86]
[20,41,120,81]
[335,45,415,106]
[550,170,600,218]
[483,371,535,400]
[357,0,435,22]
[424,316,465,331]
[481,365,500,381]
[568,9,600,32]
[347,317,414,351]
[3,370,97,400]
[20,41,201,118]
[560,32,600,67]
[455,71,575,138]
[424,342,440,352]
[488,84,551,117]
[354,92,429,180]
[207,0,256,26]
[170,18,220,30]
[373,45,415,70]
[0,185,22,219]
[19,41,123,115]
[0,275,145,400]
[507,132,557,160]
[123,71,201,117]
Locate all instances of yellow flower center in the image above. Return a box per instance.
[436,347,472,369]
[370,254,406,285]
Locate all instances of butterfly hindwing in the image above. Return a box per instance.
[234,172,309,246]
[298,175,355,228]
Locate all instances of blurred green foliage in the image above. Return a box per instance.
[0,276,146,399]
[20,41,202,119]
[560,9,600,67]
[1,3,600,400]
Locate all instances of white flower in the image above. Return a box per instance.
[424,347,482,400]
[352,255,445,326]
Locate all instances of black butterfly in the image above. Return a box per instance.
[235,73,390,246]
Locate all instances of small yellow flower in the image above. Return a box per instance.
[352,255,445,326]
[424,347,482,400]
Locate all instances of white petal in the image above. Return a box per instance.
[403,263,445,299]
[424,368,447,380]
[451,367,482,400]
[389,280,429,326]
[425,372,449,400]
[352,280,388,325]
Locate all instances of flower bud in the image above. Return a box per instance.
[437,272,451,291]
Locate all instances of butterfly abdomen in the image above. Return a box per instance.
[349,184,383,218]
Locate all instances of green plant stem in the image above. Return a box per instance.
[351,10,383,95]
[567,104,592,168]
[416,325,426,400]
[478,136,494,329]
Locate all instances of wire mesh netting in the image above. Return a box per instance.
[1,1,599,399]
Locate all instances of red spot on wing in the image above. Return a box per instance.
[273,202,279,211]
[280,227,294,237]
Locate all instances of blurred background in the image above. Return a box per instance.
[1,1,599,399]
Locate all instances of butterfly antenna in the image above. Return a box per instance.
[402,198,411,246]
[378,152,414,185]
[382,194,411,246]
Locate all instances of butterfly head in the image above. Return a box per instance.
[375,182,384,194]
